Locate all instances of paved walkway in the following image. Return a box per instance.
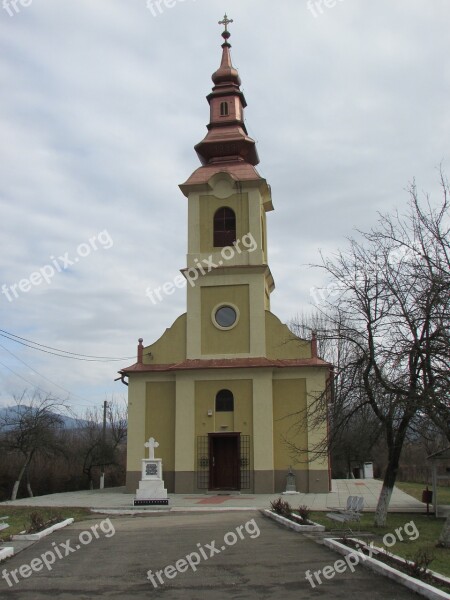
[0,511,422,599]
[1,479,427,512]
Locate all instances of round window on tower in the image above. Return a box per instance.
[212,304,239,330]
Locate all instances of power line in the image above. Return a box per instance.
[0,333,116,362]
[0,359,57,397]
[0,343,93,406]
[0,360,111,414]
[0,329,135,362]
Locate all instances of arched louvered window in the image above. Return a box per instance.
[214,207,236,247]
[220,101,229,116]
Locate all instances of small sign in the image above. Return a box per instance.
[146,463,158,476]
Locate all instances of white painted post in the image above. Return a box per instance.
[432,463,438,518]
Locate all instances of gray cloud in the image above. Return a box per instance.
[0,0,449,412]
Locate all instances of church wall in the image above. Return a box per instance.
[252,370,275,492]
[274,367,330,492]
[306,367,331,492]
[273,378,308,470]
[199,193,249,254]
[194,379,253,437]
[193,376,253,493]
[271,369,330,492]
[125,367,330,494]
[124,30,332,497]
[174,374,196,493]
[186,184,268,271]
[233,380,253,440]
[142,314,187,365]
[247,188,267,268]
[187,269,270,359]
[125,375,148,492]
[200,284,250,354]
[265,312,311,359]
[261,211,267,263]
[145,381,176,492]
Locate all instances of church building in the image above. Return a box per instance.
[121,17,331,494]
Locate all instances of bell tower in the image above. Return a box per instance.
[179,15,275,360]
[122,16,331,497]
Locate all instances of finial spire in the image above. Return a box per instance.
[218,13,233,42]
[187,14,260,169]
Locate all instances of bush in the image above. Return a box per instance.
[405,547,435,580]
[270,497,292,518]
[27,511,62,534]
[28,511,46,533]
[297,505,310,523]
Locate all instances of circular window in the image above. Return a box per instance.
[212,304,239,330]
[215,306,237,328]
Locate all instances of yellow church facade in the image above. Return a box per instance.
[121,18,331,495]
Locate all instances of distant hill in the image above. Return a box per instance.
[0,406,89,430]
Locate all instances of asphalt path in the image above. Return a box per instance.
[1,510,420,599]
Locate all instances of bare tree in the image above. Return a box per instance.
[77,397,127,489]
[367,172,450,441]
[107,398,127,448]
[0,391,68,500]
[297,174,449,526]
[289,312,381,477]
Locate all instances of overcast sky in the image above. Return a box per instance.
[0,0,449,414]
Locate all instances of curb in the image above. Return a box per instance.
[90,506,258,515]
[0,547,14,562]
[12,518,74,541]
[263,509,326,532]
[323,537,450,600]
[348,538,450,588]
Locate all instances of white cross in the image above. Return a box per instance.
[144,437,159,460]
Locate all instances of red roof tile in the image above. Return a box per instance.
[180,162,263,190]
[120,356,331,374]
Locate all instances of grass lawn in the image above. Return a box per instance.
[311,511,450,577]
[0,507,93,540]
[396,481,450,505]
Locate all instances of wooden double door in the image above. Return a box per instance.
[208,433,240,491]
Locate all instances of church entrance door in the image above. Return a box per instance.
[208,433,240,491]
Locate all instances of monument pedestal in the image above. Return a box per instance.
[282,467,300,495]
[134,439,169,506]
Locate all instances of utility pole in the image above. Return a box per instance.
[100,400,107,490]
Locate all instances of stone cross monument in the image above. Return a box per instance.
[134,436,168,506]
